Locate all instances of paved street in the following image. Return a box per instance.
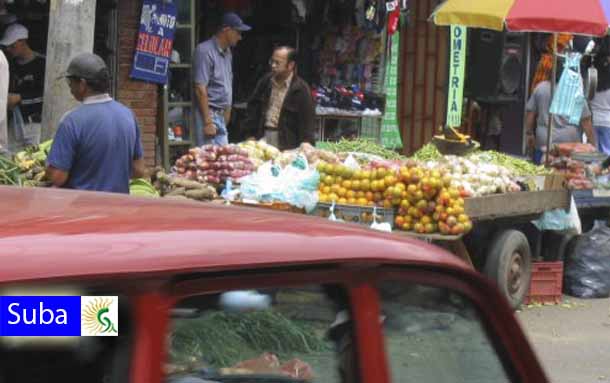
[517,296,610,383]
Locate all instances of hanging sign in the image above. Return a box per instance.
[130,0,177,84]
[382,32,403,150]
[446,25,467,128]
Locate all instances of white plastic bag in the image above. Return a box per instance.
[370,207,392,232]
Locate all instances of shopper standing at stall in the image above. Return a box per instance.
[193,12,251,147]
[46,53,145,194]
[244,46,315,150]
[1,23,45,147]
[590,38,610,155]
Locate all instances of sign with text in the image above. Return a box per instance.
[446,25,467,128]
[0,296,118,337]
[382,32,403,150]
[131,0,177,84]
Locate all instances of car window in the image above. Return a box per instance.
[378,281,513,383]
[167,285,353,383]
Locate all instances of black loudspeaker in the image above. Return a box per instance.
[466,30,527,103]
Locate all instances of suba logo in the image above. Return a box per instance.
[81,296,118,336]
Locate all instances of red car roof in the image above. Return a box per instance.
[0,186,468,284]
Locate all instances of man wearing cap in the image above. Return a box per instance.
[1,23,45,147]
[193,12,250,146]
[45,53,146,194]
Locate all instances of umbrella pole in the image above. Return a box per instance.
[545,33,558,165]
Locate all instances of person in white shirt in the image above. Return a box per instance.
[0,49,8,152]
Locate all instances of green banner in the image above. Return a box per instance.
[382,32,403,150]
[446,25,467,128]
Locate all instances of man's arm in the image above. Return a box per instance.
[581,116,597,148]
[7,93,20,110]
[525,111,536,151]
[299,84,316,144]
[45,165,69,187]
[194,84,217,136]
[131,158,147,179]
[243,76,267,139]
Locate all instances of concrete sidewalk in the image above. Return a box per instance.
[517,296,610,383]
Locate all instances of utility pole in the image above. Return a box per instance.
[41,0,97,141]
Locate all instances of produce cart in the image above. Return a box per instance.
[396,189,571,308]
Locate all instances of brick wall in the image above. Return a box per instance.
[117,0,159,167]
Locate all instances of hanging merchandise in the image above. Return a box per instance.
[381,32,403,149]
[550,52,586,125]
[446,25,467,128]
[387,1,401,35]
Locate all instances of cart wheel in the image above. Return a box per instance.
[484,230,532,309]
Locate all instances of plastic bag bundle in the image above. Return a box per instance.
[532,196,581,234]
[564,221,610,298]
[550,52,585,125]
[238,155,320,212]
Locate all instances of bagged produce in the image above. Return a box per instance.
[239,155,320,212]
[174,145,256,185]
[564,221,610,298]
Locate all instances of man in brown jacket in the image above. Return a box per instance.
[244,46,315,150]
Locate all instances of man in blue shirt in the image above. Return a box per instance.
[46,53,145,193]
[193,12,250,146]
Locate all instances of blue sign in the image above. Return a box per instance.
[130,0,177,84]
[0,296,119,337]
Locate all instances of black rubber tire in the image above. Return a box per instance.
[484,230,532,309]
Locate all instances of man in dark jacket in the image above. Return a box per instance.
[244,46,315,150]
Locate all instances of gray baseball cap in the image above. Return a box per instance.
[61,52,109,81]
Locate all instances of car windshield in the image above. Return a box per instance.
[167,285,351,383]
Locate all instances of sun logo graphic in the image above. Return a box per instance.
[81,296,119,336]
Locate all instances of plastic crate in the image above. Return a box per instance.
[524,261,563,305]
[311,203,394,228]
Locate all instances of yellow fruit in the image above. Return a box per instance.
[346,190,356,199]
[338,198,348,205]
[402,222,412,231]
[329,193,339,202]
[356,191,366,199]
[331,184,341,194]
[370,180,379,191]
[324,175,334,185]
[421,215,432,225]
[322,186,331,194]
[338,187,347,198]
[352,180,361,191]
[458,214,469,223]
[362,170,371,179]
[342,180,352,189]
[358,198,368,206]
[319,194,328,203]
[360,179,371,192]
[395,216,405,226]
[347,198,357,205]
